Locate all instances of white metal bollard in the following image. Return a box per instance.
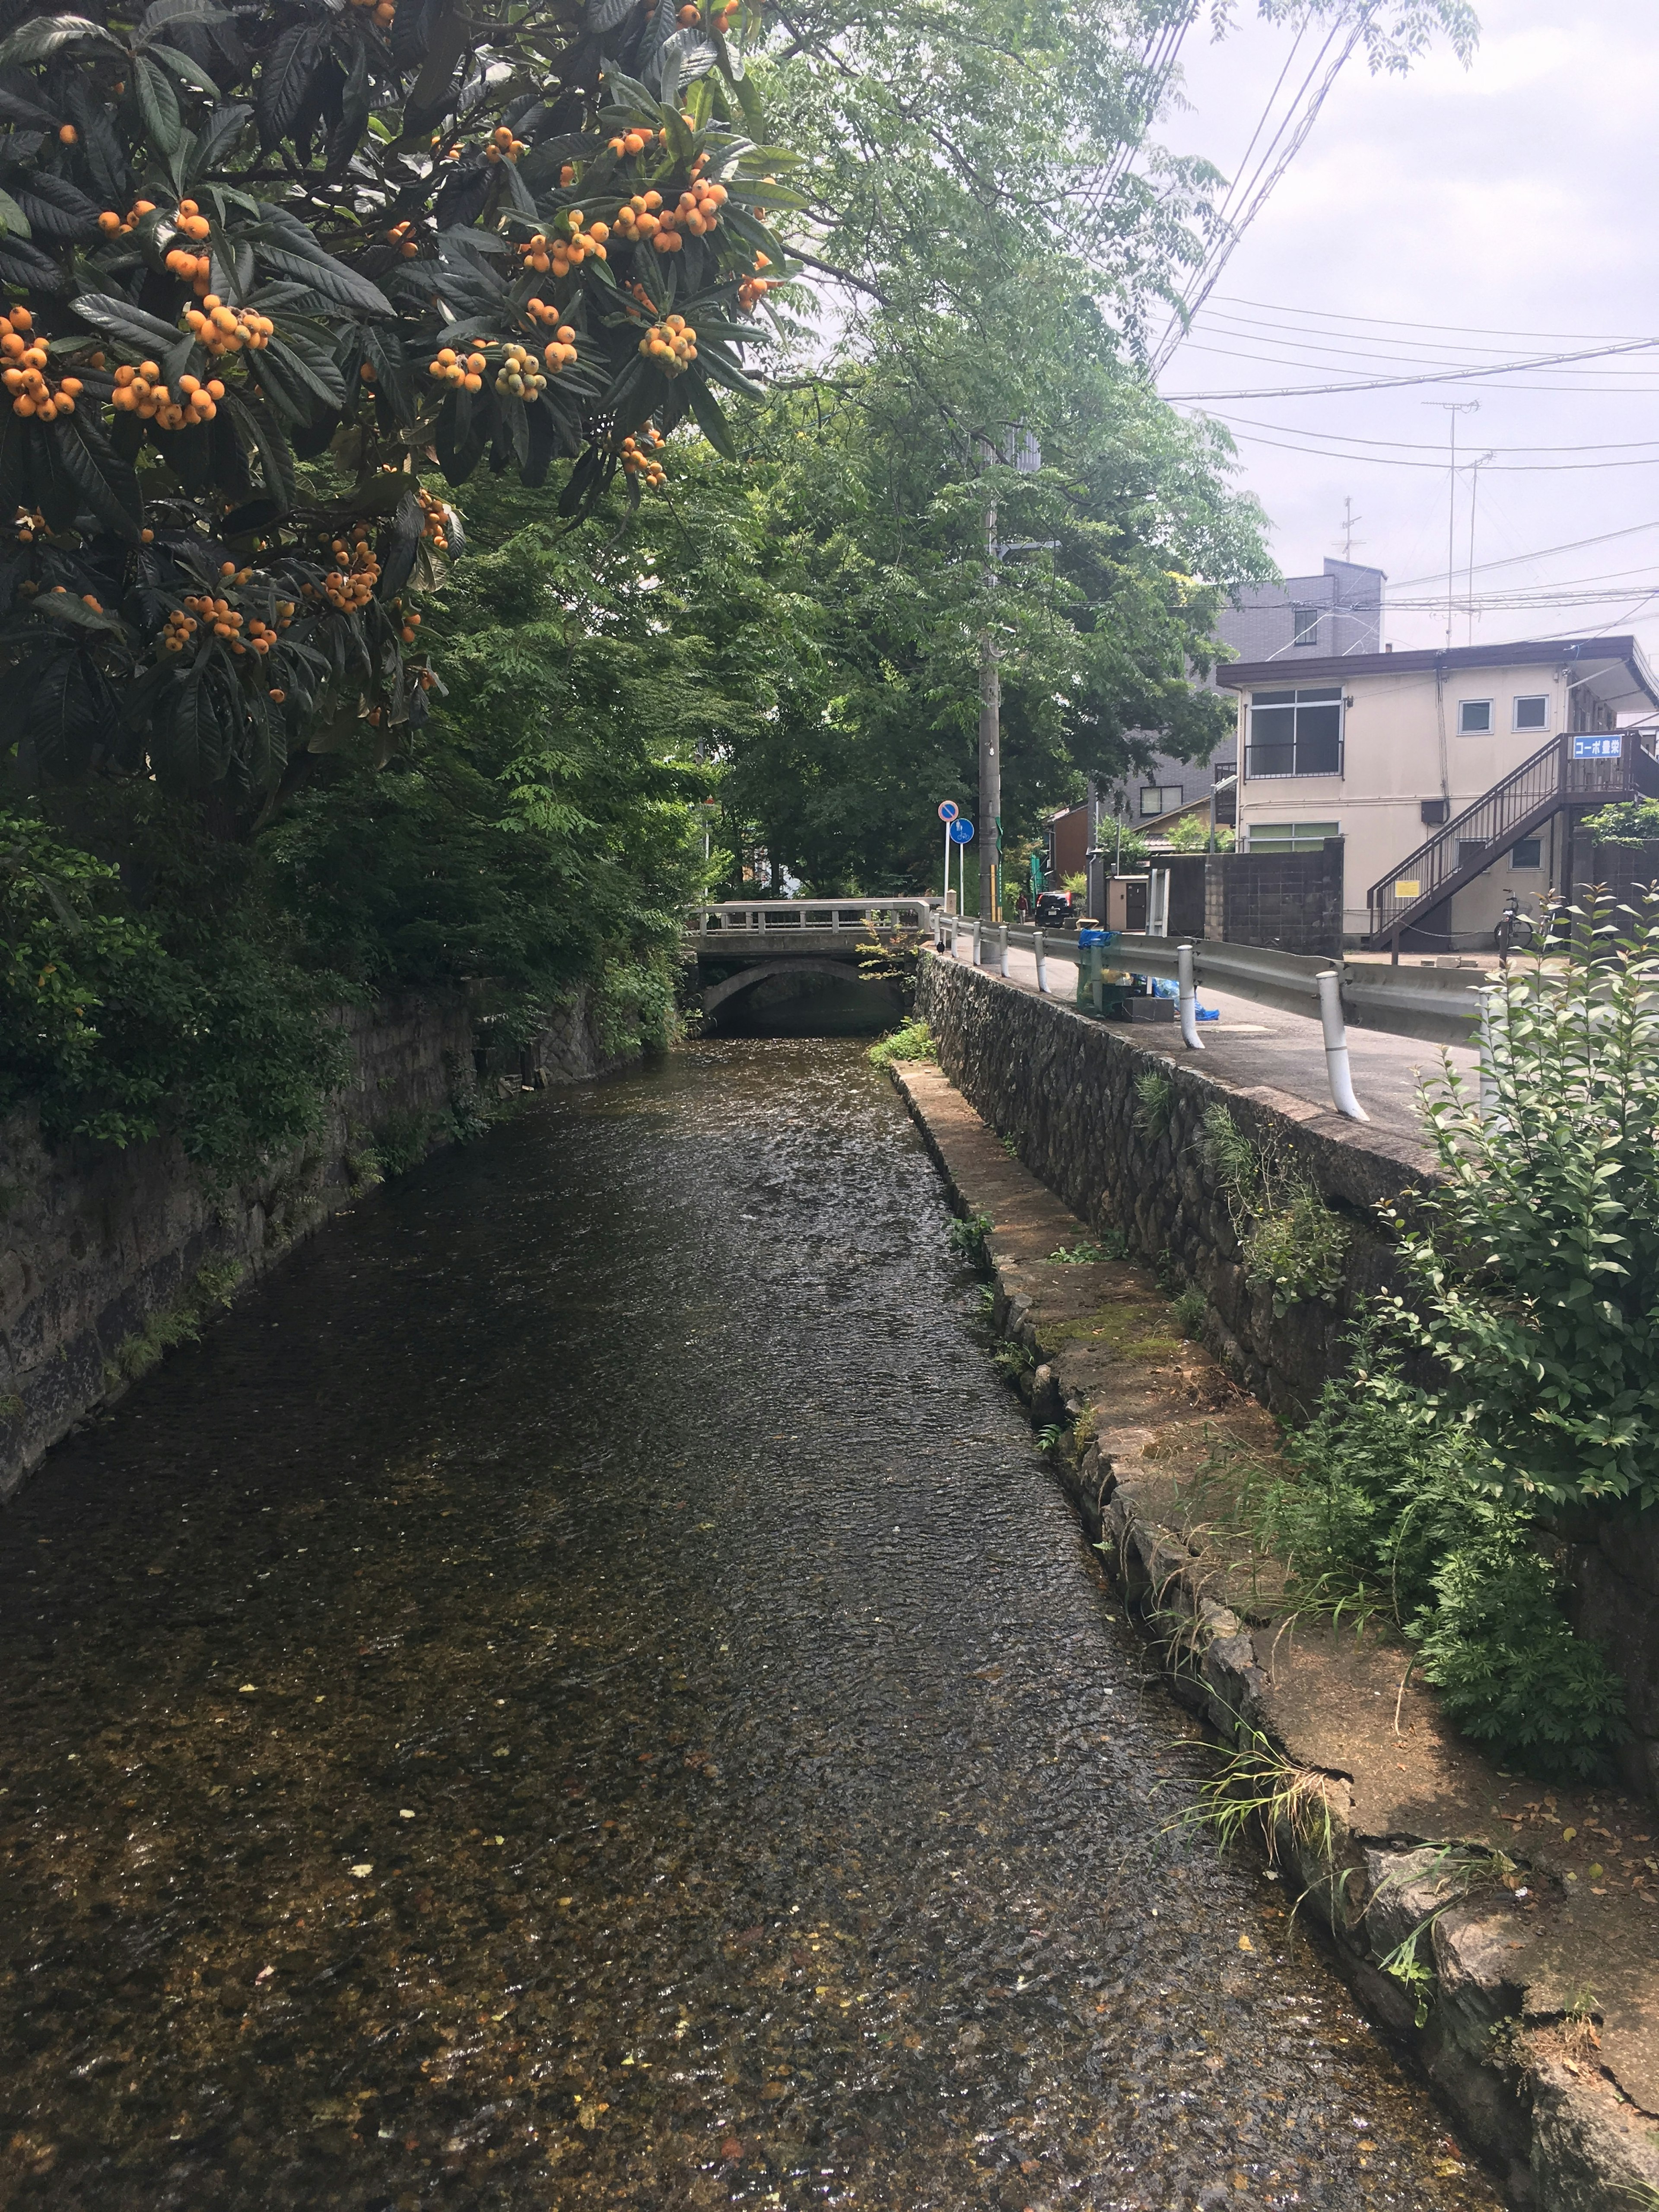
[1034,928,1048,994]
[1316,970,1369,1122]
[1177,941,1204,1052]
[998,924,1010,977]
[972,918,983,967]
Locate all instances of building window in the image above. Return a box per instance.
[1245,687,1343,778]
[1457,699,1494,735]
[1140,784,1183,817]
[1291,606,1321,647]
[1247,820,1339,852]
[1510,838,1543,869]
[1456,839,1488,870]
[1513,695,1550,732]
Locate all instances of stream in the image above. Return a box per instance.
[0,1039,1501,2209]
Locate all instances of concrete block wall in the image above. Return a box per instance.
[1205,839,1345,955]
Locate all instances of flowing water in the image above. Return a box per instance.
[0,1040,1503,2211]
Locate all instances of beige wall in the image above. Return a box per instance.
[1233,662,1573,940]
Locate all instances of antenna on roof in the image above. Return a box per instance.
[1339,496,1363,563]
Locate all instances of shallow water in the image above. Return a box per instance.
[0,1040,1502,2210]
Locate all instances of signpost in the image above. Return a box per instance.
[938,801,959,905]
[949,816,975,916]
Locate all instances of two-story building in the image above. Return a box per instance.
[1216,636,1659,949]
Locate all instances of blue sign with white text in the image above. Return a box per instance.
[1572,735,1622,760]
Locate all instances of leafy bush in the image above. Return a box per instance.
[1250,1329,1625,1783]
[1387,892,1659,1510]
[1163,814,1234,853]
[1577,799,1659,848]
[1202,1103,1351,1316]
[947,1209,993,1270]
[867,1015,936,1069]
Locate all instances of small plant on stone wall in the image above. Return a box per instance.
[1169,1723,1341,1879]
[1173,1286,1208,1339]
[1201,1104,1351,1316]
[868,1017,938,1071]
[1134,1067,1175,1143]
[947,1211,995,1270]
[1049,1240,1115,1264]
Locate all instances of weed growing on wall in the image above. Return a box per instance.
[1134,1067,1174,1142]
[1201,1104,1351,1316]
[947,1211,994,1270]
[868,1017,937,1069]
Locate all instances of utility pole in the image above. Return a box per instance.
[1425,400,1479,649]
[978,496,1000,920]
[1466,451,1494,647]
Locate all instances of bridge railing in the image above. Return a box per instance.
[688,899,937,934]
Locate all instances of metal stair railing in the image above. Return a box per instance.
[1366,734,1569,946]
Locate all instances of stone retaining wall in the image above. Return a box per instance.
[0,984,632,1500]
[915,949,1423,1418]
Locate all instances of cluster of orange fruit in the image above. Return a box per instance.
[347,0,395,23]
[397,605,423,645]
[638,314,696,374]
[494,343,546,400]
[484,125,525,165]
[525,305,580,370]
[161,589,290,660]
[96,196,157,238]
[428,346,485,392]
[313,528,381,613]
[161,200,216,293]
[182,297,274,358]
[619,429,667,488]
[678,0,739,22]
[385,219,421,259]
[419,487,451,551]
[519,217,607,278]
[737,252,774,311]
[613,178,726,255]
[605,125,667,157]
[0,311,82,420]
[111,363,224,427]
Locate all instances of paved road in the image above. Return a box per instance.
[939,938,1481,1154]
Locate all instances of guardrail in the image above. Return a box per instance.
[690,900,936,934]
[932,912,1492,1123]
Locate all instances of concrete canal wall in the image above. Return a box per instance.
[0,986,629,1500]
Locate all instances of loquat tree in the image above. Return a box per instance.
[0,0,801,806]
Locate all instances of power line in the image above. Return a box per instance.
[1195,411,1659,457]
[1209,293,1651,345]
[1389,518,1659,591]
[1162,334,1659,401]
[1192,423,1659,473]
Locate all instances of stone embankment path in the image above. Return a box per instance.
[893,1055,1659,2212]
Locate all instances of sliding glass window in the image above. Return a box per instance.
[1245,687,1343,779]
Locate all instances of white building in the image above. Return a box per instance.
[1216,636,1659,949]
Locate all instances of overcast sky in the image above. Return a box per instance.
[1152,0,1659,660]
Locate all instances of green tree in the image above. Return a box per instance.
[0,0,801,807]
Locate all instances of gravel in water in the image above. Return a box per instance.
[0,1040,1503,2209]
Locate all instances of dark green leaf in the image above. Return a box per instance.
[146,40,220,95]
[683,371,735,458]
[0,185,30,240]
[257,20,327,146]
[0,14,123,65]
[254,241,394,317]
[135,51,183,154]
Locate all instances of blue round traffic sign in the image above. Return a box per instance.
[938,800,959,823]
[949,819,975,843]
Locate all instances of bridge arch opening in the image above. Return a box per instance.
[699,957,905,1037]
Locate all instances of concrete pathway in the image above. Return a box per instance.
[938,937,1480,1155]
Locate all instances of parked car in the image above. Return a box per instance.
[1033,890,1078,929]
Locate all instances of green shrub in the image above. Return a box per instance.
[1576,799,1659,849]
[1387,890,1659,1510]
[868,1017,938,1069]
[1249,1328,1625,1783]
[1173,1286,1207,1338]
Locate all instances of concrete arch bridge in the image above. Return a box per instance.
[686,900,937,1025]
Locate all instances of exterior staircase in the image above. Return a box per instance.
[1365,728,1659,952]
